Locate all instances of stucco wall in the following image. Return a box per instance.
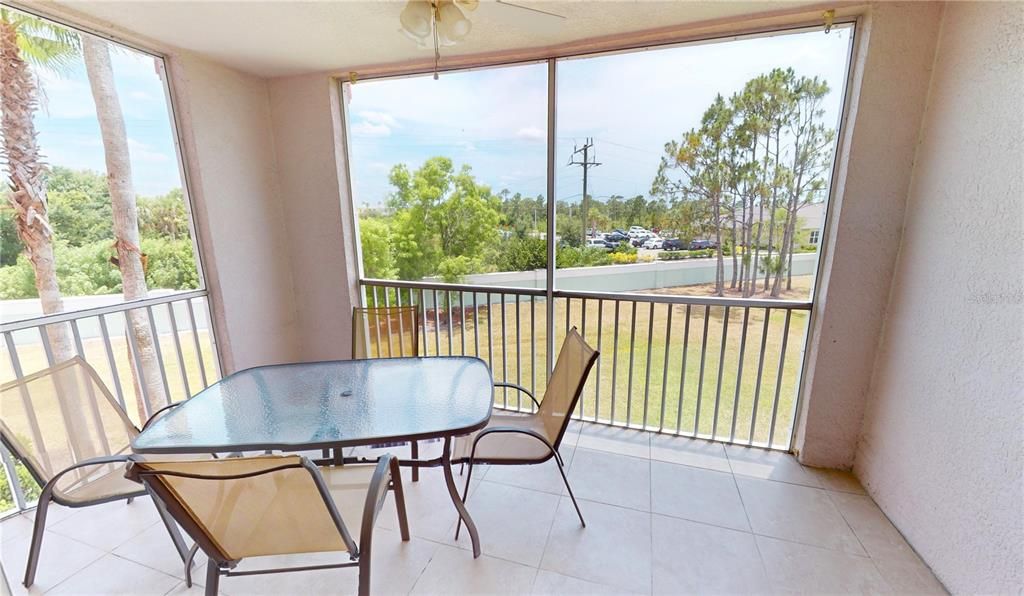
[854,3,1024,593]
[267,74,360,361]
[168,53,301,371]
[793,2,944,468]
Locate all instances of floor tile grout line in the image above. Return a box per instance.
[729,462,772,588]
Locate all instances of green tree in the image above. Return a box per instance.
[385,157,501,280]
[1,9,81,360]
[138,189,189,240]
[359,216,397,279]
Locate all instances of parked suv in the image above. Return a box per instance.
[662,238,685,251]
[586,238,612,251]
[688,239,718,250]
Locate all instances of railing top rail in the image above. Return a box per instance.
[361,278,547,297]
[360,279,812,310]
[1,289,209,333]
[553,288,812,310]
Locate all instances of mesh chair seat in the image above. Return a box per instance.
[451,413,554,463]
[54,461,144,504]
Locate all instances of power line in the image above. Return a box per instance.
[568,137,601,243]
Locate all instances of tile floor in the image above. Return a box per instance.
[0,423,946,595]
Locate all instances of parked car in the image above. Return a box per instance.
[643,237,664,250]
[586,238,612,251]
[662,238,686,251]
[688,239,718,250]
[604,232,628,243]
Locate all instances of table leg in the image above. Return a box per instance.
[442,436,480,558]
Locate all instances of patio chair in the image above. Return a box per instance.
[452,327,598,537]
[0,357,190,587]
[124,453,409,596]
[351,305,424,480]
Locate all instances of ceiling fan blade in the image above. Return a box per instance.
[494,0,566,20]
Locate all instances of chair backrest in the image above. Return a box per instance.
[538,328,599,448]
[0,357,139,501]
[351,306,420,359]
[125,455,357,563]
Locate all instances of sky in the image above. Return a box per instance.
[347,25,853,208]
[25,40,183,197]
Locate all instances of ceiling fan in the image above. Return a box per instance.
[398,0,566,78]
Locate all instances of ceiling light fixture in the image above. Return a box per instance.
[398,0,477,79]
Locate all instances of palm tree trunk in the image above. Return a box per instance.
[0,19,74,362]
[82,36,166,418]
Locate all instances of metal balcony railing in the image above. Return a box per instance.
[0,290,220,513]
[360,278,812,452]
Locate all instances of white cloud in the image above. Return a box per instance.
[352,122,392,136]
[359,111,399,128]
[128,138,171,164]
[515,126,545,142]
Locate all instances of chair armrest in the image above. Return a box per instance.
[493,382,542,410]
[45,454,144,502]
[142,402,184,431]
[462,425,558,464]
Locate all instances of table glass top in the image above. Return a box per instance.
[132,357,493,453]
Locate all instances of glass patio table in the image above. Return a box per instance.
[132,357,494,557]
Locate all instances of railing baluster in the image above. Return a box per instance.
[371,287,382,358]
[395,290,406,357]
[146,306,174,406]
[626,301,638,428]
[99,314,129,407]
[125,310,153,419]
[5,332,51,473]
[769,310,793,448]
[487,292,494,372]
[0,445,27,511]
[594,299,604,423]
[167,303,193,398]
[473,292,480,358]
[658,304,673,432]
[610,300,621,425]
[530,295,537,413]
[749,308,773,445]
[642,302,655,428]
[515,296,522,410]
[460,291,467,356]
[70,320,112,454]
[730,308,751,442]
[694,305,711,436]
[577,298,587,419]
[711,306,731,439]
[500,293,508,407]
[446,291,454,356]
[383,288,395,358]
[419,289,429,356]
[432,290,441,356]
[676,305,692,433]
[185,299,210,388]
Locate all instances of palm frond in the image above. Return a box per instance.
[1,7,81,75]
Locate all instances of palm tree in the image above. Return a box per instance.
[82,35,168,415]
[0,9,79,361]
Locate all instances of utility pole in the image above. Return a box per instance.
[569,138,601,244]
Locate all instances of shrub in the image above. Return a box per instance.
[610,252,638,265]
[557,246,611,268]
[494,236,546,271]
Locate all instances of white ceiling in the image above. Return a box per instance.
[53,0,812,78]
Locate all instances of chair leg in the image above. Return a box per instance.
[22,489,53,587]
[389,458,410,541]
[410,441,419,482]
[204,561,220,596]
[453,459,476,540]
[184,544,200,588]
[554,453,585,527]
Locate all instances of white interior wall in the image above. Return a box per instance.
[854,3,1024,593]
[168,52,301,371]
[793,1,944,468]
[266,74,361,362]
